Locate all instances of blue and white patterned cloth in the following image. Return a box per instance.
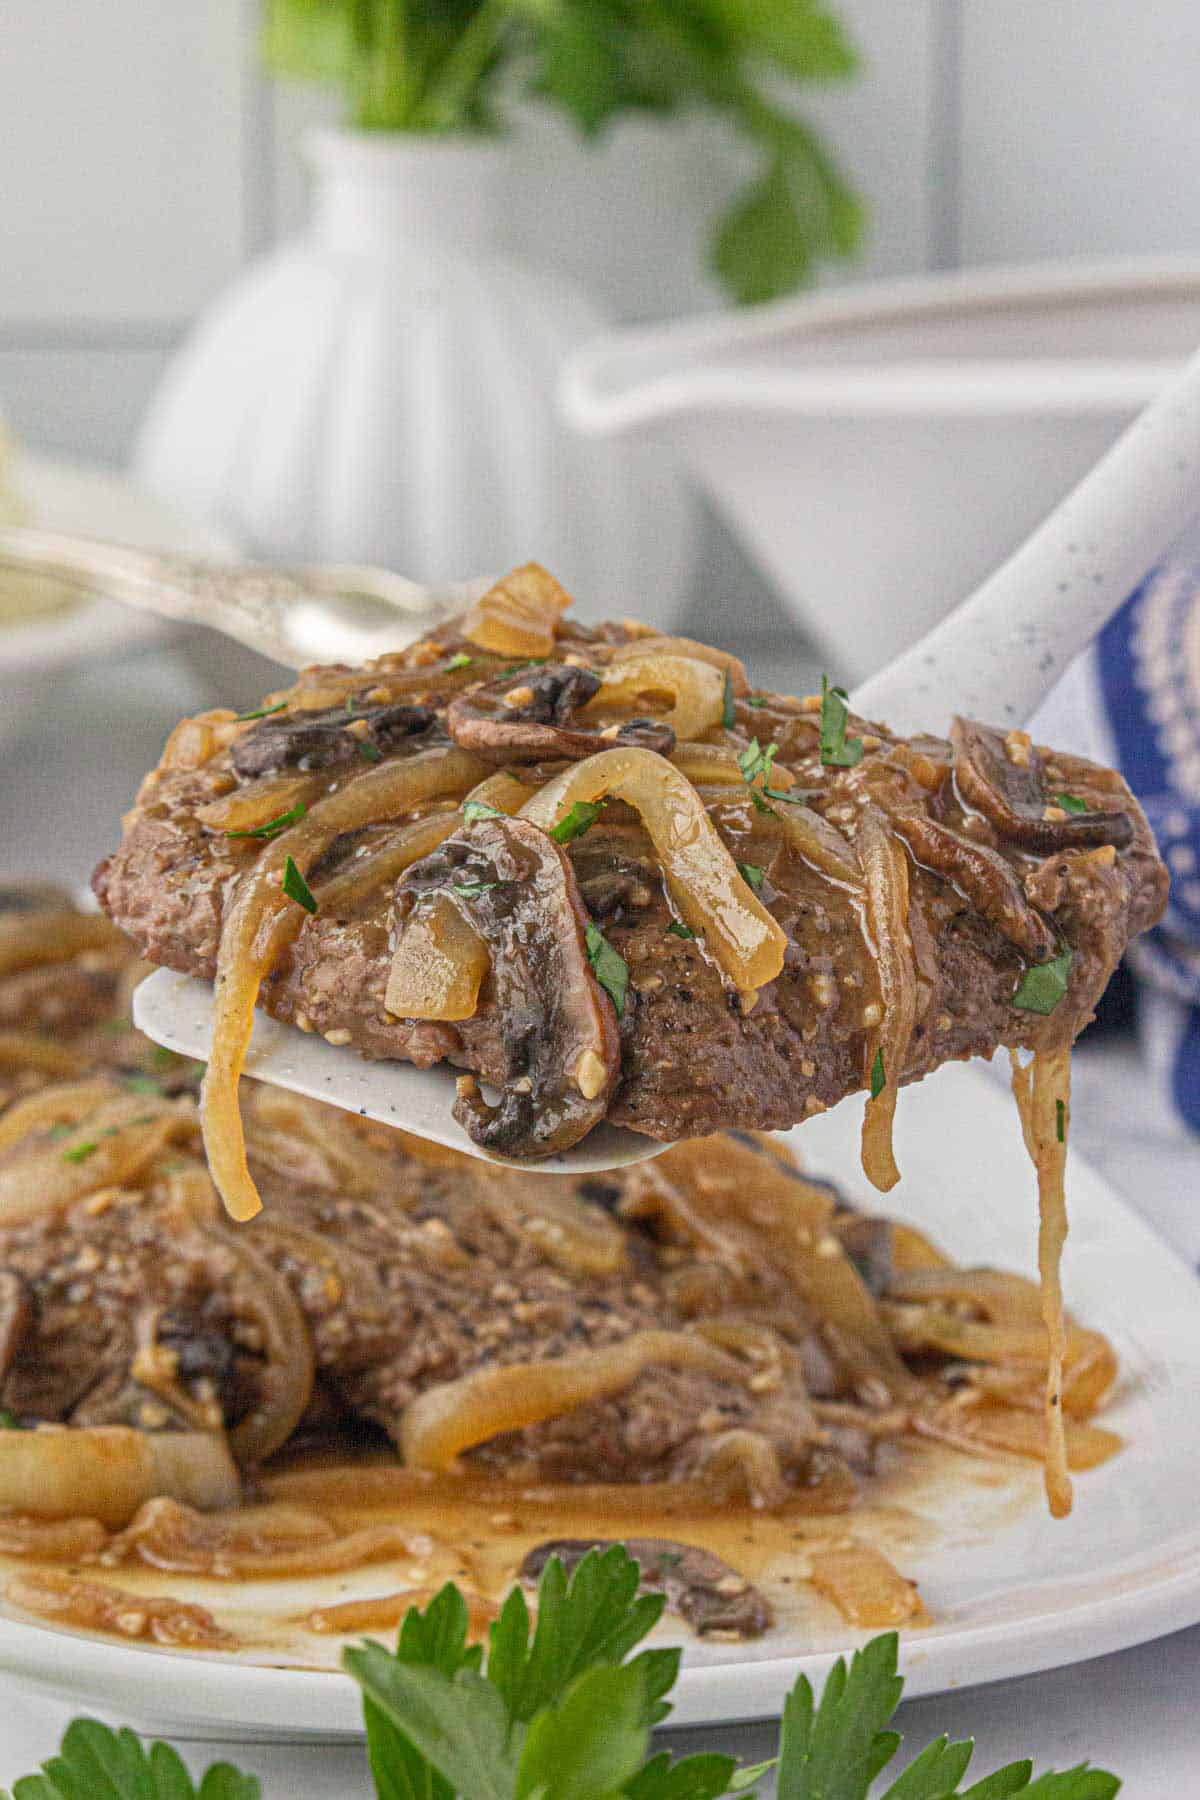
[1033,561,1200,1132]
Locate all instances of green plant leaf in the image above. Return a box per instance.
[879,1733,975,1798]
[345,1652,520,1800]
[1,1720,260,1800]
[356,1583,485,1800]
[487,1546,666,1725]
[776,1632,904,1799]
[514,1664,650,1799]
[624,1749,750,1798]
[701,0,858,78]
[1016,1768,1122,1800]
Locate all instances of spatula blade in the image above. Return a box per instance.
[132,968,668,1175]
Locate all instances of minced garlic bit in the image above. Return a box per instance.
[323,1027,352,1046]
[502,686,536,709]
[574,1048,608,1100]
[1042,804,1068,822]
[861,1001,883,1028]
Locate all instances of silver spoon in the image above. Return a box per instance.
[0,525,491,668]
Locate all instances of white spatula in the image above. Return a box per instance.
[134,342,1200,1172]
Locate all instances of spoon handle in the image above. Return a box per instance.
[851,341,1200,736]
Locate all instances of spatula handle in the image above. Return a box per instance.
[850,341,1200,736]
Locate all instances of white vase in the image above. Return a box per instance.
[134,128,693,629]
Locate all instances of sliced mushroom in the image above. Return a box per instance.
[519,1537,772,1639]
[891,808,1057,960]
[393,816,621,1157]
[832,1216,894,1299]
[951,718,1133,853]
[446,663,674,762]
[231,702,435,778]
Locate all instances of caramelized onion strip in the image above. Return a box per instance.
[582,655,726,741]
[0,1426,240,1528]
[1010,1046,1074,1517]
[520,748,786,992]
[202,746,489,1221]
[402,1329,748,1472]
[194,772,323,835]
[611,635,749,693]
[857,805,917,1193]
[0,911,118,980]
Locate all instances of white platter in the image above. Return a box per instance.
[133,968,667,1175]
[0,1057,1198,1740]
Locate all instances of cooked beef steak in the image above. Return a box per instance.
[93,603,1168,1149]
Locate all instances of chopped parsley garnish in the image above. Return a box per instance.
[282,856,318,915]
[225,801,307,841]
[502,657,550,676]
[869,1046,886,1100]
[99,1019,130,1037]
[585,922,628,1017]
[451,881,500,899]
[358,740,383,763]
[62,1140,98,1165]
[721,669,737,730]
[151,1044,177,1070]
[1056,792,1089,814]
[737,737,778,787]
[123,1075,166,1096]
[462,799,505,824]
[747,695,766,708]
[550,799,606,845]
[1056,1096,1066,1143]
[235,699,287,722]
[446,651,473,671]
[0,1410,20,1430]
[48,1123,72,1140]
[738,861,766,892]
[345,696,358,713]
[1012,946,1073,1014]
[819,675,863,768]
[667,919,696,940]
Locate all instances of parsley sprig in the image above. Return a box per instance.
[7,1551,1120,1799]
[585,922,629,1018]
[819,676,863,768]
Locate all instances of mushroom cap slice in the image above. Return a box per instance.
[951,717,1133,853]
[890,808,1057,961]
[231,702,435,778]
[446,663,674,762]
[393,815,621,1158]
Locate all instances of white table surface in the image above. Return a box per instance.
[1,646,1198,1795]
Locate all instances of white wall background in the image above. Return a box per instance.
[3,0,1200,636]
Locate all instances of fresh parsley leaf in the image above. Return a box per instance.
[1016,1768,1121,1799]
[360,1583,483,1800]
[358,740,384,763]
[1055,793,1089,815]
[487,1547,666,1725]
[667,920,696,941]
[61,1140,98,1165]
[0,1718,260,1800]
[1056,1098,1066,1144]
[819,676,863,768]
[585,924,629,1019]
[463,800,506,824]
[514,1663,650,1799]
[722,670,737,730]
[749,785,777,817]
[876,1732,974,1797]
[1012,948,1073,1015]
[0,1410,20,1430]
[122,1075,166,1096]
[775,1630,904,1799]
[551,800,606,846]
[344,1654,518,1800]
[225,801,307,841]
[869,1046,886,1101]
[446,651,474,671]
[738,862,766,893]
[48,1123,72,1140]
[281,856,317,915]
[737,738,779,788]
[747,696,766,709]
[625,1750,752,1799]
[452,881,501,900]
[234,700,286,722]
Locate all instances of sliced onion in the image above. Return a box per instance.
[195,772,322,835]
[0,1094,191,1226]
[314,811,461,916]
[856,805,917,1194]
[385,895,491,1022]
[671,743,797,788]
[0,1032,87,1078]
[202,746,488,1221]
[520,747,786,993]
[0,911,120,981]
[209,1228,315,1465]
[159,709,241,772]
[808,1542,928,1628]
[402,1329,747,1472]
[775,804,861,887]
[582,655,726,741]
[611,635,749,693]
[461,562,573,657]
[0,1426,240,1527]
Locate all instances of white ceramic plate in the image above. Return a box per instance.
[0,1057,1197,1741]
